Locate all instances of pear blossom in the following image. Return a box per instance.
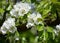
[28,12,42,25]
[10,9,19,17]
[10,2,32,17]
[26,22,34,28]
[15,35,19,40]
[15,37,19,40]
[26,12,42,28]
[55,24,60,35]
[56,24,60,30]
[0,27,7,34]
[1,18,17,34]
[53,24,60,36]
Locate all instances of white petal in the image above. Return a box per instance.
[26,22,34,28]
[56,24,60,30]
[15,37,19,40]
[1,17,16,34]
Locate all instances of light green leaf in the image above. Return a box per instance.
[0,8,4,13]
[42,30,48,40]
[6,5,12,11]
[36,25,44,31]
[52,32,55,40]
[26,0,31,3]
[51,0,57,3]
[15,31,19,36]
[46,26,53,33]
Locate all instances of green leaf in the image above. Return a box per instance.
[51,0,57,3]
[15,31,20,37]
[0,8,4,13]
[43,3,49,8]
[6,5,12,11]
[54,2,60,9]
[36,25,44,31]
[46,26,53,33]
[41,30,48,40]
[52,32,55,40]
[26,0,31,3]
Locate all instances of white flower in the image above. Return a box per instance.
[1,18,17,34]
[15,37,19,40]
[0,27,7,34]
[28,12,36,19]
[10,9,19,17]
[28,12,42,25]
[26,22,34,28]
[26,12,42,28]
[10,2,32,17]
[56,24,60,30]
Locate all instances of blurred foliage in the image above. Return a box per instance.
[0,0,60,43]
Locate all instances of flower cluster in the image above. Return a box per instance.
[56,24,60,30]
[10,2,42,29]
[10,2,32,17]
[0,2,42,35]
[0,0,60,43]
[26,12,42,28]
[0,2,44,38]
[0,18,17,34]
[54,24,60,36]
